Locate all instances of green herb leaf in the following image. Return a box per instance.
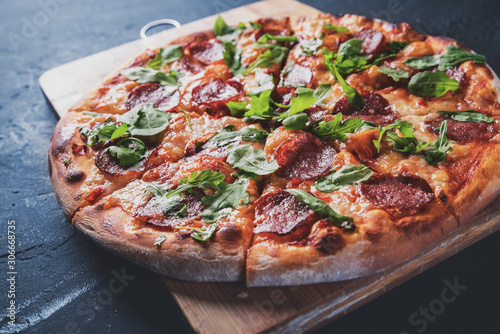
[289,88,316,115]
[437,110,494,123]
[282,112,309,130]
[146,44,183,70]
[104,137,147,167]
[243,89,276,121]
[315,164,373,192]
[213,16,244,43]
[285,189,355,230]
[227,144,279,175]
[422,120,453,165]
[222,41,246,75]
[249,21,263,29]
[191,223,219,241]
[227,101,249,117]
[300,38,323,55]
[373,119,417,152]
[310,113,363,142]
[245,46,289,73]
[323,23,349,33]
[377,66,410,81]
[201,179,249,222]
[372,41,409,66]
[121,67,180,88]
[322,48,365,110]
[120,104,171,137]
[313,83,332,105]
[404,45,486,71]
[257,34,298,44]
[233,171,259,181]
[203,125,269,149]
[408,70,460,97]
[335,39,372,74]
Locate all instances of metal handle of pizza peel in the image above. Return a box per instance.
[140,19,182,39]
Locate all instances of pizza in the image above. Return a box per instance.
[49,13,500,286]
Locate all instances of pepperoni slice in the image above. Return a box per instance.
[275,132,336,180]
[351,29,385,55]
[333,92,397,125]
[126,83,180,111]
[139,191,205,228]
[284,65,313,86]
[192,79,244,107]
[360,173,434,215]
[187,41,224,65]
[95,144,149,176]
[424,117,495,143]
[254,191,316,235]
[178,56,203,73]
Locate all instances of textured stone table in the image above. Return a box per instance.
[1,0,500,333]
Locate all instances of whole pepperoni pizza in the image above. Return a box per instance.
[49,14,500,286]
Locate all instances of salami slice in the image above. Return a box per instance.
[254,190,316,235]
[275,132,335,180]
[139,191,205,228]
[126,83,180,111]
[424,117,495,143]
[360,173,434,214]
[187,41,224,65]
[333,92,397,125]
[192,79,244,107]
[351,29,385,55]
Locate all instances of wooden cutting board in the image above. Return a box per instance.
[39,0,500,333]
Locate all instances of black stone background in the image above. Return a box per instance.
[1,0,500,333]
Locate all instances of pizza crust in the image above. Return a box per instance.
[73,205,252,282]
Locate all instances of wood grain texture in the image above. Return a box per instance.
[39,0,500,333]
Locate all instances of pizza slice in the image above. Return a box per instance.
[243,126,457,286]
[49,104,263,216]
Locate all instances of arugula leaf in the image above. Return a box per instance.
[249,21,263,29]
[408,70,460,97]
[227,101,249,117]
[377,66,410,81]
[146,44,183,70]
[81,118,125,146]
[201,180,249,222]
[315,164,373,192]
[373,119,418,152]
[191,223,219,241]
[323,23,349,33]
[243,89,275,121]
[233,171,259,181]
[249,69,275,95]
[120,104,171,137]
[335,39,372,74]
[104,137,147,167]
[356,120,378,133]
[213,16,244,43]
[301,38,323,55]
[310,113,363,142]
[289,88,316,115]
[227,144,279,175]
[404,45,486,71]
[374,119,452,164]
[422,120,453,165]
[154,235,166,247]
[222,41,246,75]
[245,46,289,73]
[322,48,365,110]
[257,34,298,44]
[282,112,309,130]
[372,41,409,66]
[313,83,332,105]
[121,67,180,88]
[437,110,494,123]
[203,125,269,148]
[285,189,355,230]
[169,170,226,199]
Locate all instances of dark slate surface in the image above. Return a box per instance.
[1,0,500,333]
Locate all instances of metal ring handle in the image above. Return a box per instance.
[140,19,181,39]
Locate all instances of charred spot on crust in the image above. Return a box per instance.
[316,229,345,255]
[65,169,85,183]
